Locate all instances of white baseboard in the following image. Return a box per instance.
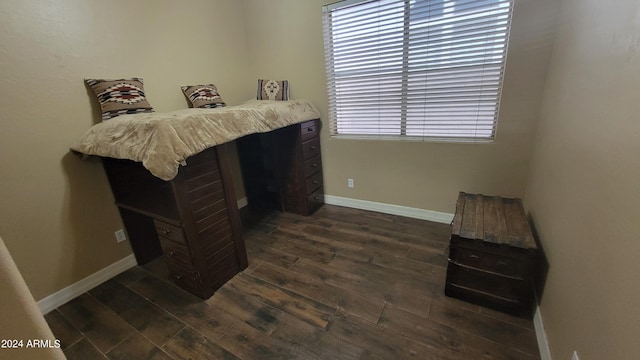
[37,254,137,315]
[237,197,248,209]
[324,195,454,224]
[534,305,553,360]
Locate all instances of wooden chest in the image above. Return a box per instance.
[445,192,539,317]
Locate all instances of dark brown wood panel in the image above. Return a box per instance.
[191,196,226,223]
[459,193,479,239]
[201,222,233,253]
[482,194,504,243]
[185,170,221,192]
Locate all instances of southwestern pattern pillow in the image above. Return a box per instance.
[85,78,155,121]
[257,79,289,101]
[181,84,226,108]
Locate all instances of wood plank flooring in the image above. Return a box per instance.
[45,204,540,359]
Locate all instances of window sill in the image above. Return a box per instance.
[329,134,495,144]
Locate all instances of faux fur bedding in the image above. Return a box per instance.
[70,99,321,180]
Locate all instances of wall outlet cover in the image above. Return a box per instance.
[115,229,127,243]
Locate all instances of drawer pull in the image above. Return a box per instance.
[313,180,318,184]
[307,127,313,132]
[176,274,183,280]
[311,163,317,168]
[168,250,176,256]
[468,254,479,259]
[314,196,320,201]
[496,260,508,266]
[310,146,317,150]
[160,229,172,235]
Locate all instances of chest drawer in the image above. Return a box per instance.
[153,220,186,244]
[303,155,322,177]
[300,120,318,142]
[302,137,320,160]
[306,187,324,214]
[449,246,526,279]
[305,172,323,195]
[164,259,200,294]
[159,237,194,271]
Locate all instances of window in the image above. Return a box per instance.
[322,0,513,142]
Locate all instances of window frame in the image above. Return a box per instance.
[322,0,514,143]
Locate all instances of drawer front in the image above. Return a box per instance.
[153,220,186,244]
[303,155,322,177]
[300,120,318,142]
[164,260,200,294]
[449,246,524,279]
[305,172,323,195]
[446,262,523,303]
[306,187,324,215]
[159,237,194,271]
[302,137,321,160]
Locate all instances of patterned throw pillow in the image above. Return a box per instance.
[181,84,227,109]
[257,79,289,101]
[85,78,155,121]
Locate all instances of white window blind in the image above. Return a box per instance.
[322,0,513,141]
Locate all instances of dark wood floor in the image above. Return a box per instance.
[45,204,540,359]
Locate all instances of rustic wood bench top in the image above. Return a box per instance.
[451,192,537,250]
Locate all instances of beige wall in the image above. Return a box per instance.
[524,0,640,358]
[0,0,251,301]
[241,0,558,213]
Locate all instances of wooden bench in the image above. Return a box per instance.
[445,192,539,317]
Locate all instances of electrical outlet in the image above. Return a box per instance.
[571,351,579,360]
[114,229,127,243]
[347,178,354,188]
